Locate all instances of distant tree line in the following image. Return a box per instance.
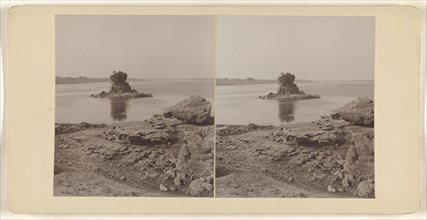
[56,75,144,84]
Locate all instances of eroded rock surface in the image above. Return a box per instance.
[55,122,106,135]
[54,97,214,197]
[148,114,183,129]
[216,97,375,198]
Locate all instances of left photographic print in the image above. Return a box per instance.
[54,16,215,197]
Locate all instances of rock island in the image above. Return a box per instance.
[259,72,320,100]
[91,71,153,99]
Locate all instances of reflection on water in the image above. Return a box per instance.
[110,100,129,121]
[56,79,214,124]
[215,81,373,125]
[277,101,296,123]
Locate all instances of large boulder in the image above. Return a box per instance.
[331,97,374,127]
[163,95,212,125]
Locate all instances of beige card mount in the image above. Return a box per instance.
[4,5,423,214]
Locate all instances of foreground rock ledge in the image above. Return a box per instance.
[54,96,214,197]
[215,97,374,198]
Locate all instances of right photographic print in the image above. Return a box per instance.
[215,16,375,198]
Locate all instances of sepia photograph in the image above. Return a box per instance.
[4,4,425,215]
[54,15,215,197]
[215,16,375,198]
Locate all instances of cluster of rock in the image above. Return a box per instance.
[91,125,214,196]
[148,114,183,129]
[175,130,214,196]
[105,128,178,146]
[258,72,320,100]
[271,128,346,148]
[101,95,214,144]
[91,71,153,99]
[315,116,350,131]
[273,129,373,197]
[55,95,215,197]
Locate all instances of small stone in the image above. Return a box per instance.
[173,176,182,186]
[327,185,336,193]
[288,177,294,182]
[159,184,168,191]
[188,179,212,196]
[120,176,126,181]
[165,169,175,179]
[342,178,350,188]
[356,180,374,197]
[333,170,343,179]
[206,175,214,184]
[177,172,186,179]
[226,145,237,150]
[345,146,359,163]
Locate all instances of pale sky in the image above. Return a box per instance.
[56,15,215,79]
[57,16,374,80]
[217,16,375,80]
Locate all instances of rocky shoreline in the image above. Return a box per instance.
[216,97,375,198]
[55,90,374,198]
[54,96,214,197]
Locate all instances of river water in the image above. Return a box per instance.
[215,80,374,125]
[56,79,214,123]
[56,79,373,125]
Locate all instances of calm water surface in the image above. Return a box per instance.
[56,79,214,123]
[57,79,373,125]
[216,80,374,125]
